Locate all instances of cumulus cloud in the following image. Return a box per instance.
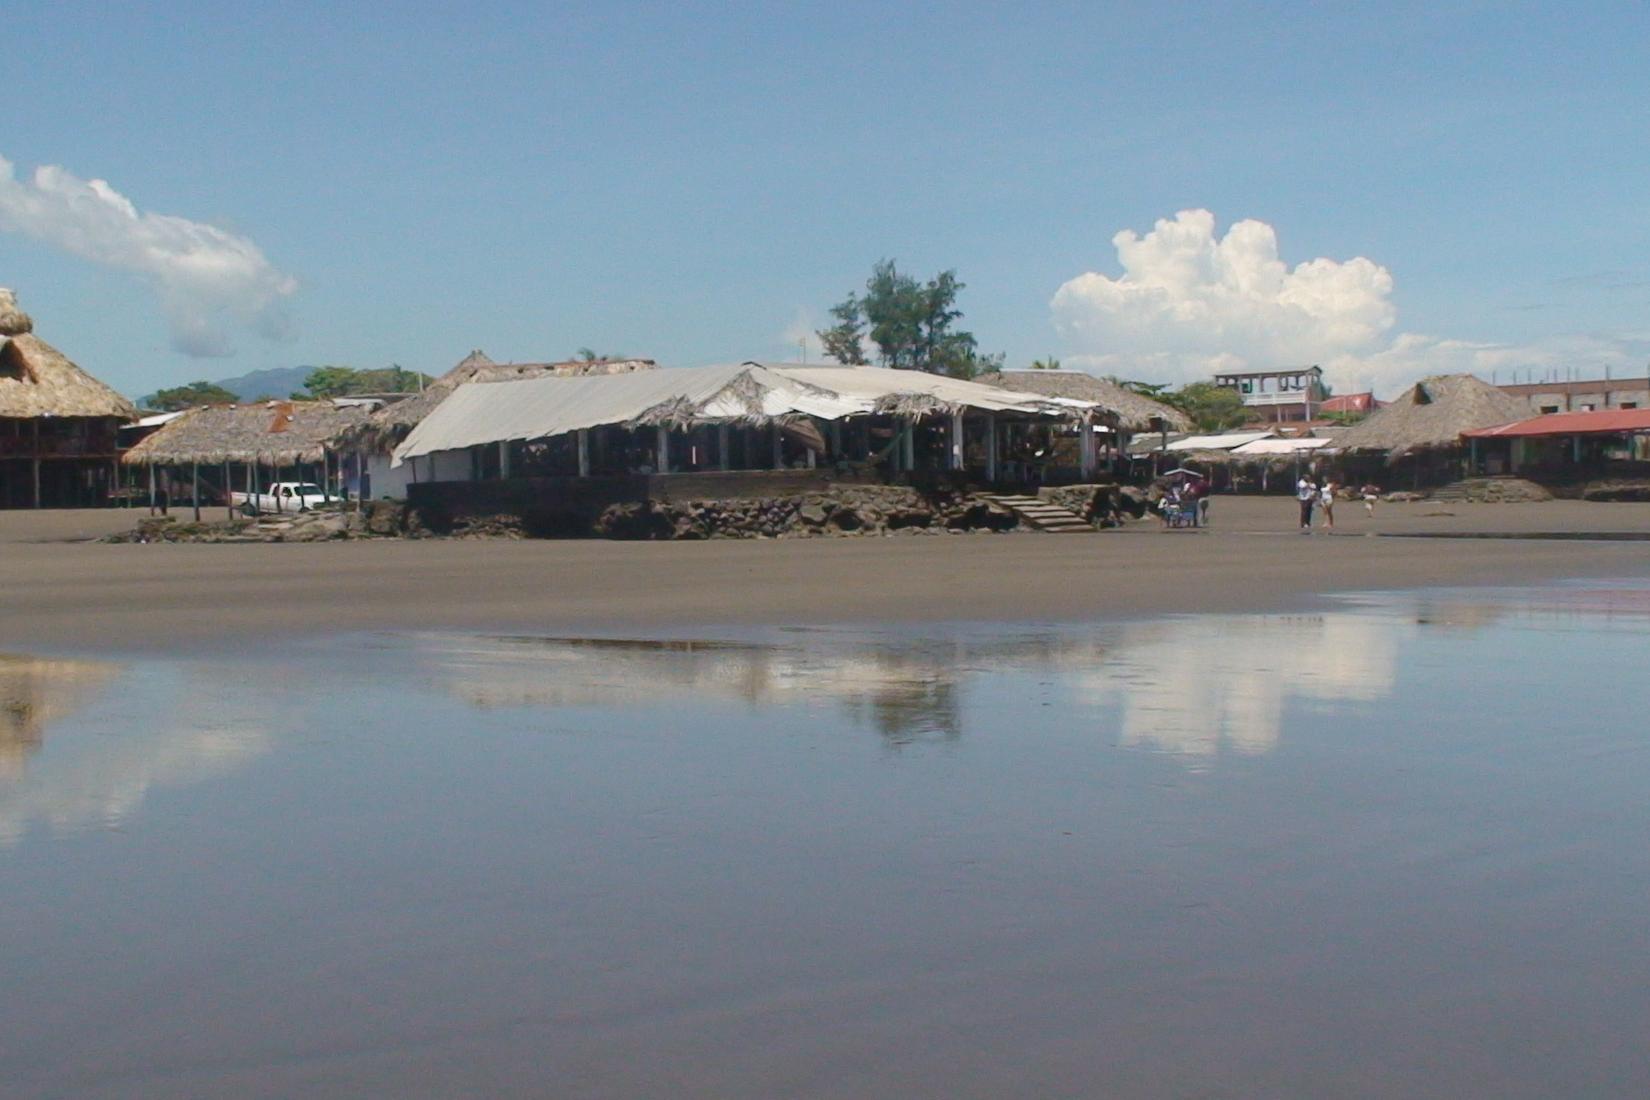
[1052,209,1646,396]
[0,154,296,357]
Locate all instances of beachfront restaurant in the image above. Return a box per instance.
[120,401,372,519]
[387,363,1098,516]
[1461,408,1650,479]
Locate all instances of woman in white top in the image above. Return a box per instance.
[1319,480,1337,530]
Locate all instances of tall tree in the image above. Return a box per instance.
[819,260,998,378]
[817,297,869,365]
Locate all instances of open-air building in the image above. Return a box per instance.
[347,350,658,499]
[120,400,372,518]
[383,362,1097,519]
[1330,374,1530,489]
[1462,408,1650,479]
[975,369,1190,479]
[0,290,137,509]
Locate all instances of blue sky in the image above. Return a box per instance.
[2,1,1647,398]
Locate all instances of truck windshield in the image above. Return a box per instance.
[292,485,325,495]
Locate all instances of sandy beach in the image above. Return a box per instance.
[5,498,1649,654]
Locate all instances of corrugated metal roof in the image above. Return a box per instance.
[1164,430,1276,452]
[1462,408,1650,438]
[1230,437,1333,455]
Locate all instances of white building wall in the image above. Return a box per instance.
[364,447,476,499]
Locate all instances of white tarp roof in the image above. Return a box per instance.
[1164,430,1276,452]
[1230,436,1333,455]
[759,364,1085,415]
[394,363,1083,465]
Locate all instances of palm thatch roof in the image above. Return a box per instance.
[976,370,1190,431]
[121,401,370,465]
[0,289,137,421]
[1332,374,1527,458]
[345,350,659,450]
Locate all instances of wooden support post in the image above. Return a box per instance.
[192,461,201,522]
[901,420,916,472]
[984,413,997,483]
[577,429,591,477]
[949,411,965,471]
[499,439,512,480]
[147,462,156,515]
[829,420,842,460]
[656,426,670,473]
[1080,418,1098,480]
[225,462,233,519]
[772,425,784,469]
[717,424,730,471]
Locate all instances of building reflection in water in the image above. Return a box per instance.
[413,633,1113,747]
[415,611,1418,763]
[0,659,270,845]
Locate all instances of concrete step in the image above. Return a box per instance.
[980,494,1096,533]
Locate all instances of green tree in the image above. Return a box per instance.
[818,260,999,378]
[1167,381,1250,432]
[296,365,431,399]
[817,297,869,365]
[145,380,238,411]
[1030,357,1061,371]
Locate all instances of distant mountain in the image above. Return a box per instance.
[211,366,315,401]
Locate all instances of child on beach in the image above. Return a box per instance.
[1361,484,1381,516]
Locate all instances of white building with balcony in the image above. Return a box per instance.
[1212,366,1325,422]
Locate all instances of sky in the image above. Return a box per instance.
[2,1,1648,399]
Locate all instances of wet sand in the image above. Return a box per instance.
[4,499,1649,654]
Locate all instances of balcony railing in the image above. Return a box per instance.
[1240,392,1315,407]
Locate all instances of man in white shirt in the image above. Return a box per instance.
[1297,476,1316,531]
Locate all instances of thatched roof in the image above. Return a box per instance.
[346,349,659,450]
[121,401,369,465]
[1332,374,1528,458]
[0,289,137,421]
[976,370,1190,431]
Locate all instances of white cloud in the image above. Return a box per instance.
[1052,209,1648,397]
[0,154,297,357]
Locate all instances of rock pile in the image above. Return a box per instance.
[101,501,430,544]
[593,485,1019,540]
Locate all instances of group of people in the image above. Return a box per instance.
[1158,474,1211,528]
[1297,474,1382,531]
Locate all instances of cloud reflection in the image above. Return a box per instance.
[0,660,270,845]
[1070,614,1404,761]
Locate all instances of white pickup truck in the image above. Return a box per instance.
[231,482,333,515]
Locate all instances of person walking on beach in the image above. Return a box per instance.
[1319,479,1337,531]
[1296,474,1316,532]
[1361,483,1381,516]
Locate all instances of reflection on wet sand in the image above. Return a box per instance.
[0,664,270,845]
[414,611,1413,760]
[0,655,119,780]
[1072,614,1404,761]
[414,632,1113,745]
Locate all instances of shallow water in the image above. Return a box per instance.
[3,582,1649,1098]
